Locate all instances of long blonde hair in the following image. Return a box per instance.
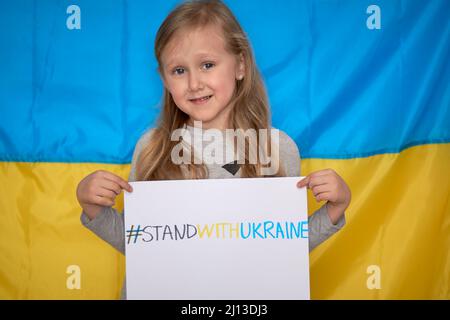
[136,0,284,181]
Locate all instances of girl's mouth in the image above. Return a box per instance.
[189,95,213,104]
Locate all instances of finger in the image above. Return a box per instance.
[297,176,310,188]
[314,191,331,202]
[308,176,329,189]
[102,171,133,192]
[311,184,330,197]
[96,188,117,201]
[99,180,122,196]
[94,195,115,207]
[309,169,334,179]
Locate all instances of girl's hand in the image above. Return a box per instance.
[76,170,133,220]
[297,169,351,225]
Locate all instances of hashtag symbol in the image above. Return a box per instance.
[126,225,143,244]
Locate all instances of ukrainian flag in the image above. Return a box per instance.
[0,0,448,299]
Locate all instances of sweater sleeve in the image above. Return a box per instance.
[79,129,154,254]
[308,203,346,251]
[80,206,126,254]
[278,130,346,252]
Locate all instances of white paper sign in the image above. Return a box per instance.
[124,177,310,300]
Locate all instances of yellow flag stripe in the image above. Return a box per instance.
[0,143,448,299]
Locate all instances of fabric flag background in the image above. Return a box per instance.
[0,0,449,299]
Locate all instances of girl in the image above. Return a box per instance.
[76,0,351,299]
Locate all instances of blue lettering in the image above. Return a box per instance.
[275,222,285,239]
[301,221,308,238]
[264,221,275,238]
[240,223,251,239]
[252,222,265,239]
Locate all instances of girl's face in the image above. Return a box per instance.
[161,24,245,130]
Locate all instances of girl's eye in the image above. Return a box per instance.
[173,67,185,75]
[203,62,215,70]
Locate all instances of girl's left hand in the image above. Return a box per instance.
[297,169,351,225]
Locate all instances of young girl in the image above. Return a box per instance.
[76,0,351,299]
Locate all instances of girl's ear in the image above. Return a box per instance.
[236,53,245,80]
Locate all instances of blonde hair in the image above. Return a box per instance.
[136,0,284,181]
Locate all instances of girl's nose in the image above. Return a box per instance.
[188,71,203,91]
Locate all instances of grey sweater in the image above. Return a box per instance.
[80,127,346,299]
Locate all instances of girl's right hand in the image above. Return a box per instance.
[76,170,133,220]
